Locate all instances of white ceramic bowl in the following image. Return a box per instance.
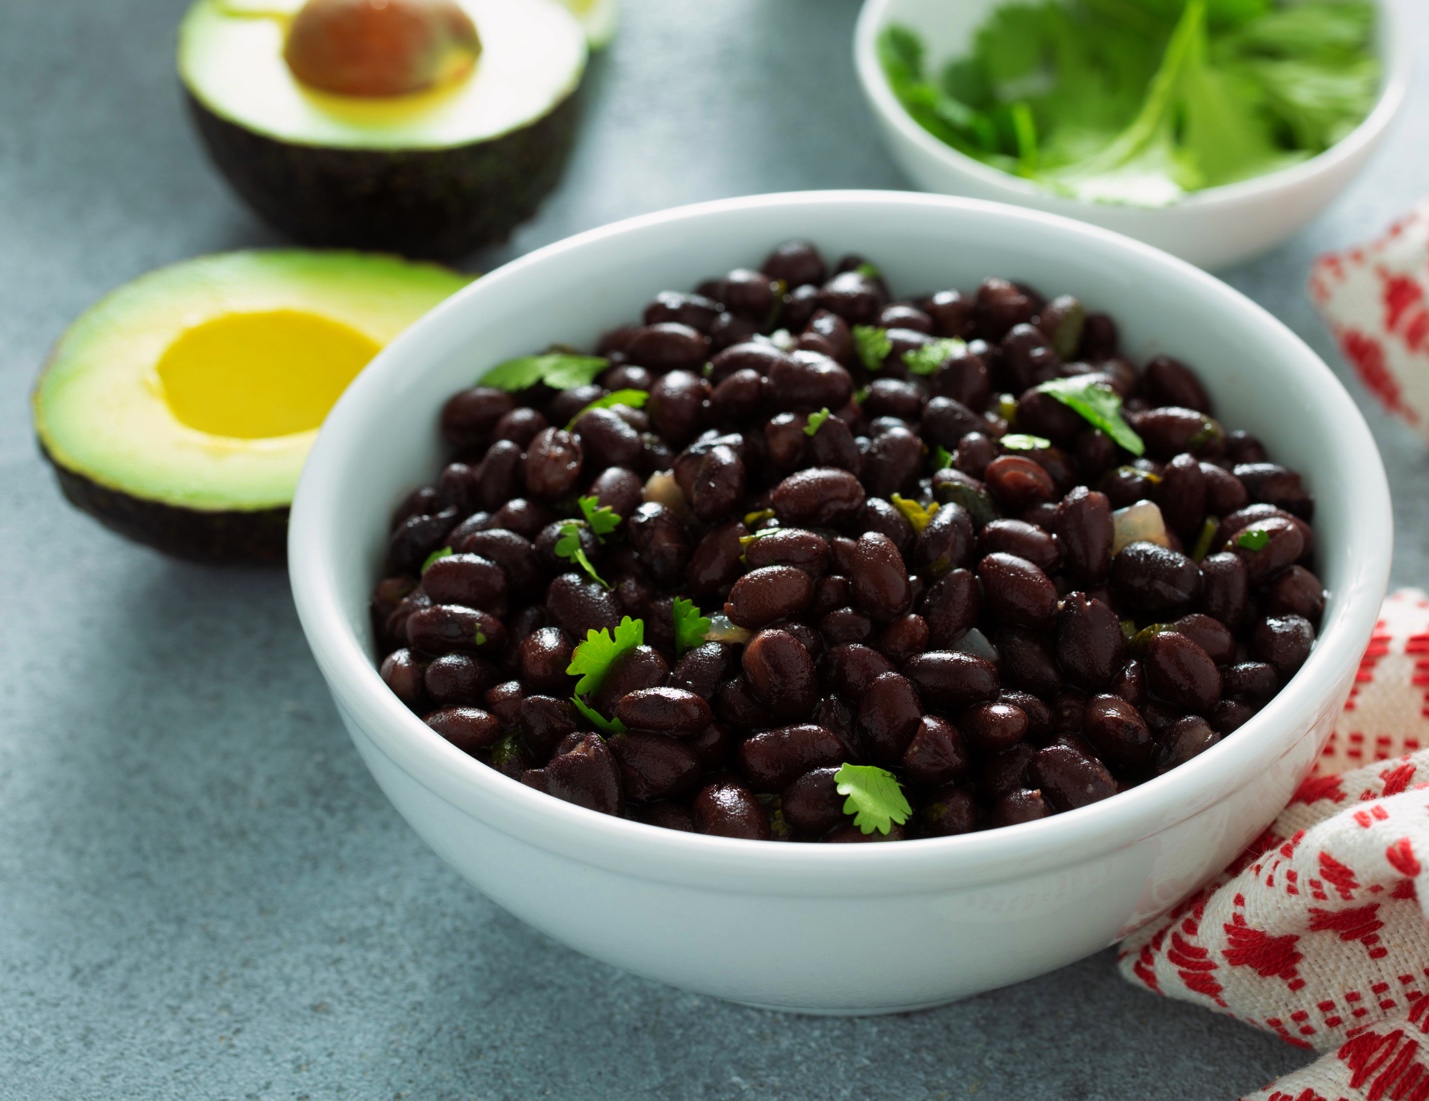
[854,0,1412,270]
[289,191,1391,1013]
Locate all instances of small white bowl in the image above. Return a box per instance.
[854,0,1412,270]
[289,191,1391,1013]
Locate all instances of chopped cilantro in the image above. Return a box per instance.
[852,325,892,371]
[804,408,832,437]
[853,385,872,405]
[834,763,911,835]
[889,493,940,534]
[566,388,650,429]
[572,695,627,736]
[903,337,968,376]
[577,495,622,542]
[933,445,955,471]
[473,627,487,647]
[481,353,609,392]
[1000,433,1053,451]
[1190,516,1220,561]
[743,507,776,528]
[567,616,645,699]
[1035,376,1145,456]
[672,597,712,656]
[420,546,453,573]
[1236,527,1271,551]
[553,520,608,588]
[855,262,882,279]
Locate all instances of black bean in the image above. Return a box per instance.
[745,528,831,578]
[861,427,923,498]
[1226,515,1305,584]
[1252,615,1315,680]
[742,628,819,719]
[1153,716,1221,775]
[782,767,846,835]
[1152,454,1206,540]
[1031,744,1117,812]
[846,532,912,624]
[693,781,770,839]
[806,414,864,475]
[546,734,624,816]
[904,650,999,710]
[441,387,516,450]
[1197,551,1248,630]
[423,552,508,614]
[984,455,1056,511]
[668,642,733,702]
[1055,593,1126,691]
[627,502,691,588]
[988,789,1052,828]
[975,277,1036,341]
[961,701,1029,752]
[925,289,975,338]
[424,653,497,706]
[572,407,643,471]
[1131,407,1224,461]
[648,370,710,446]
[424,706,503,753]
[1201,463,1249,516]
[544,572,621,640]
[1170,613,1236,665]
[978,552,1058,629]
[644,291,722,332]
[627,322,711,371]
[820,607,873,644]
[1143,631,1221,713]
[406,604,505,657]
[1111,542,1201,614]
[996,626,1064,697]
[1144,355,1211,413]
[978,519,1061,573]
[1211,699,1257,734]
[816,270,885,325]
[1266,565,1325,625]
[739,724,845,791]
[768,351,854,411]
[894,715,964,788]
[722,268,780,320]
[824,643,895,701]
[1234,463,1314,520]
[715,676,775,729]
[518,695,579,757]
[644,801,695,832]
[724,566,814,629]
[875,614,929,666]
[385,507,460,576]
[917,786,980,836]
[771,467,866,526]
[380,648,426,711]
[762,241,827,288]
[921,396,986,450]
[515,627,574,692]
[613,687,712,736]
[857,672,923,765]
[608,732,701,800]
[1082,695,1152,770]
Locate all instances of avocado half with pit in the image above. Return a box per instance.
[33,250,470,563]
[177,0,589,259]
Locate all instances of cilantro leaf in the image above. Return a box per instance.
[889,494,940,534]
[577,495,622,542]
[481,353,609,392]
[834,764,912,836]
[420,546,453,573]
[1035,376,1144,456]
[852,326,892,371]
[855,262,883,279]
[804,408,832,437]
[672,597,712,656]
[903,337,968,376]
[933,445,955,471]
[572,695,627,736]
[566,616,645,699]
[1235,527,1271,551]
[553,520,609,587]
[1000,433,1053,451]
[566,388,650,429]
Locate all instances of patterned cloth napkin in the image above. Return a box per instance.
[1310,202,1429,441]
[1119,590,1429,1100]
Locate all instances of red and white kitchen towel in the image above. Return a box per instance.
[1119,590,1429,1100]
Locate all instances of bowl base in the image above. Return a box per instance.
[732,996,960,1017]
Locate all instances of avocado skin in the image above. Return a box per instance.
[186,89,580,259]
[41,441,288,565]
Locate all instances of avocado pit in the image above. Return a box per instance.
[283,0,482,98]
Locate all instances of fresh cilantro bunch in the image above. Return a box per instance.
[879,0,1379,207]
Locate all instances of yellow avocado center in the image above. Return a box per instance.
[155,309,380,439]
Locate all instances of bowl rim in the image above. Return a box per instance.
[289,189,1392,896]
[852,0,1414,213]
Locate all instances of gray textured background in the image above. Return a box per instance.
[2,0,1425,1097]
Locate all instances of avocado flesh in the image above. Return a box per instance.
[33,250,470,563]
[178,0,587,257]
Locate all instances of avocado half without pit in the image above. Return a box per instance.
[32,251,469,563]
[178,0,589,258]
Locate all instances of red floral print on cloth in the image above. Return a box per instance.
[1309,205,1429,432]
[1119,591,1429,1101]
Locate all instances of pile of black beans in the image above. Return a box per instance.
[371,241,1326,842]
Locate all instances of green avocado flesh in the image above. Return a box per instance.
[177,0,588,257]
[33,250,470,563]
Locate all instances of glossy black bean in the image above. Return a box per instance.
[544,572,621,639]
[988,789,1052,828]
[1210,699,1257,734]
[848,532,912,624]
[816,270,884,325]
[742,628,819,719]
[545,734,624,816]
[608,732,701,801]
[644,291,721,333]
[975,277,1036,341]
[380,648,426,711]
[1266,565,1325,625]
[1082,695,1152,770]
[1049,486,1112,587]
[685,520,746,602]
[721,268,780,320]
[570,407,642,471]
[441,387,516,450]
[903,650,999,710]
[590,645,670,718]
[978,520,1059,574]
[647,370,710,446]
[421,552,507,614]
[920,396,986,450]
[859,427,921,498]
[1226,515,1305,584]
[1196,551,1249,630]
[715,676,775,729]
[406,604,504,657]
[626,322,711,372]
[1220,661,1278,703]
[685,444,744,523]
[704,368,761,426]
[519,428,580,502]
[424,706,503,754]
[1111,542,1201,614]
[1222,504,1315,565]
[1201,463,1249,516]
[959,701,1027,753]
[857,672,923,765]
[1131,407,1224,461]
[613,686,712,736]
[983,455,1056,512]
[1031,744,1117,812]
[1143,631,1221,713]
[580,468,639,524]
[978,552,1058,629]
[745,528,831,578]
[668,643,733,702]
[805,414,863,475]
[725,566,815,629]
[1143,355,1211,412]
[781,767,846,835]
[896,715,965,789]
[739,724,845,791]
[802,309,854,364]
[1234,463,1314,520]
[917,786,980,837]
[1252,615,1315,680]
[914,569,976,647]
[922,288,973,338]
[1055,593,1126,690]
[385,507,459,576]
[515,627,574,693]
[762,241,827,288]
[768,351,854,411]
[1153,716,1221,775]
[1151,454,1206,540]
[423,652,497,706]
[824,643,896,700]
[1109,656,1146,706]
[518,695,579,757]
[626,502,690,588]
[909,503,973,579]
[819,607,873,644]
[996,626,1064,697]
[1170,613,1236,665]
[874,614,929,667]
[692,781,770,839]
[770,467,866,526]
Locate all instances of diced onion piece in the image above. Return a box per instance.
[1112,500,1170,555]
[643,469,689,518]
[950,627,998,663]
[769,328,796,351]
[703,614,751,645]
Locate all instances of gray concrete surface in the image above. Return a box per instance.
[1,0,1425,1097]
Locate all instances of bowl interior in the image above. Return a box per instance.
[292,191,1390,881]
